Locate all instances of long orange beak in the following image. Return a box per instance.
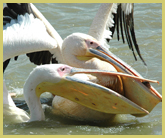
[87,46,162,116]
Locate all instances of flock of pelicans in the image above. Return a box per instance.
[3,3,162,123]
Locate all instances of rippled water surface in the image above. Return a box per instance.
[3,3,162,135]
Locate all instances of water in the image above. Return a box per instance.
[3,3,162,135]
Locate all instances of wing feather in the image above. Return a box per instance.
[89,3,146,65]
[3,3,63,72]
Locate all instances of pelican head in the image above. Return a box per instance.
[63,33,99,54]
[62,33,108,67]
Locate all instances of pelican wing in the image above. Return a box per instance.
[27,3,65,65]
[88,3,146,65]
[3,3,64,72]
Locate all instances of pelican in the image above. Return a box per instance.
[3,3,57,122]
[3,3,162,122]
[24,64,158,122]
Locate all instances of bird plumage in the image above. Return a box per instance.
[3,3,161,123]
[3,3,146,73]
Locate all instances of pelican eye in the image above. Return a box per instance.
[90,41,93,45]
[61,67,65,71]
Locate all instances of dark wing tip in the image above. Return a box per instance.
[26,51,58,66]
[108,3,146,66]
[3,59,10,73]
[3,3,33,19]
[121,3,146,65]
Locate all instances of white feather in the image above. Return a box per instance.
[121,3,133,15]
[3,13,57,61]
[88,3,117,50]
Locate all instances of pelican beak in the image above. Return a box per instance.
[87,46,162,116]
[36,67,150,115]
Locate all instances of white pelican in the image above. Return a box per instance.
[24,64,159,122]
[4,62,158,122]
[3,3,162,122]
[3,3,57,122]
